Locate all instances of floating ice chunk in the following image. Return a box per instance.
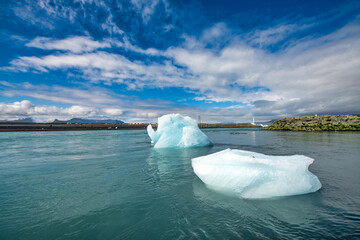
[192,149,322,199]
[147,114,212,148]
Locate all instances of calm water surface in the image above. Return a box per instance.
[0,129,359,239]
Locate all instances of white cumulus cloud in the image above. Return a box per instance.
[0,100,98,121]
[103,108,124,116]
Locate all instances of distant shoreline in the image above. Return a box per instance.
[0,122,262,132]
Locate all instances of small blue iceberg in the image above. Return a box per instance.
[147,114,212,148]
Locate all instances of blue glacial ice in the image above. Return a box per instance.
[192,149,322,199]
[147,114,212,148]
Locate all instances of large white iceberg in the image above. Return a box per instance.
[147,114,212,148]
[192,149,321,199]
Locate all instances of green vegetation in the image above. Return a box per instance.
[264,115,360,131]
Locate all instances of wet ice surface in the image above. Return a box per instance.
[192,148,322,199]
[147,114,212,148]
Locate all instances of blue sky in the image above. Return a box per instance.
[0,0,359,123]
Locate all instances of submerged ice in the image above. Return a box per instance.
[147,114,212,148]
[192,149,321,199]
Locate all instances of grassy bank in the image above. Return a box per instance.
[264,115,360,131]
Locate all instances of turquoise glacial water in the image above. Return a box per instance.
[0,129,359,239]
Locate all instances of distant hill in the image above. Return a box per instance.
[53,118,124,124]
[1,117,34,123]
[254,119,277,126]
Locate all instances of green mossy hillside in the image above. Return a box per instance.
[264,115,360,131]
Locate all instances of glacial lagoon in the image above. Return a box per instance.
[1,129,359,239]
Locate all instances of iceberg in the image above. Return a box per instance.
[147,114,212,148]
[192,149,322,199]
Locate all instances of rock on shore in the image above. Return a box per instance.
[264,115,360,131]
